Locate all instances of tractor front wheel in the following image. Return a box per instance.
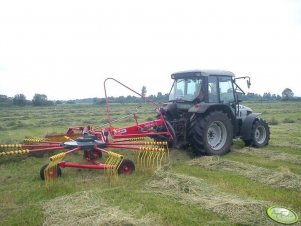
[244,118,270,147]
[117,159,135,175]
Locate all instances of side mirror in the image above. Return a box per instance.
[247,79,251,89]
[234,76,251,89]
[247,77,251,89]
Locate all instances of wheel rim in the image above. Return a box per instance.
[207,121,227,151]
[121,164,133,174]
[254,125,266,144]
[46,168,57,179]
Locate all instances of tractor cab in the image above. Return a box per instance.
[167,70,252,118]
[169,70,237,105]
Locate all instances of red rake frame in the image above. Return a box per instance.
[44,77,174,144]
[0,77,173,182]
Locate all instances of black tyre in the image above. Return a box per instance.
[40,163,62,180]
[117,159,135,175]
[246,118,270,147]
[189,111,233,155]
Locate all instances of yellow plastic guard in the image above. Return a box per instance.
[128,137,145,141]
[0,144,23,150]
[23,137,48,144]
[63,136,73,141]
[0,149,30,156]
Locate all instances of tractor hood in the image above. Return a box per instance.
[237,104,253,119]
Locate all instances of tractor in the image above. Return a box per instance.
[156,70,270,155]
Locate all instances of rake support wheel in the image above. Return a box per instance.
[40,163,62,180]
[117,159,135,175]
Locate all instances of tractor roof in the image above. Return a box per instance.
[171,70,235,79]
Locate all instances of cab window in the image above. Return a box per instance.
[169,78,203,101]
[208,76,218,103]
[219,77,235,103]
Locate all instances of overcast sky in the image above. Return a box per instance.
[0,0,301,100]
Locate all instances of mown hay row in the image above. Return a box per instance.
[233,147,301,164]
[189,156,301,191]
[146,170,272,225]
[270,142,301,149]
[42,191,158,226]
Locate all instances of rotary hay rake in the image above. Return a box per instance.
[0,78,173,185]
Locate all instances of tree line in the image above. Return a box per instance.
[0,93,56,106]
[0,88,299,107]
[0,92,170,106]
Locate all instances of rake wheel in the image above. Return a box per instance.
[117,159,135,175]
[40,163,62,180]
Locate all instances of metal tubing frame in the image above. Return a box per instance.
[107,145,141,151]
[23,144,65,148]
[58,161,113,170]
[110,132,170,139]
[29,146,67,153]
[103,77,159,128]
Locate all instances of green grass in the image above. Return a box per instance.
[172,163,301,209]
[0,101,301,225]
[224,152,301,174]
[98,186,231,226]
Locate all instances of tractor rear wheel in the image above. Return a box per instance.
[244,118,270,147]
[189,111,233,155]
[117,159,135,175]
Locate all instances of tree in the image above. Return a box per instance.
[0,95,8,102]
[263,92,271,100]
[55,100,63,104]
[282,88,294,101]
[13,94,27,106]
[157,92,163,100]
[32,94,48,106]
[141,86,147,97]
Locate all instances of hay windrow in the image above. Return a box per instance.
[147,170,271,225]
[42,191,158,226]
[189,156,301,191]
[233,147,301,164]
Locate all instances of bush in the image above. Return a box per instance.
[269,118,279,125]
[282,118,295,123]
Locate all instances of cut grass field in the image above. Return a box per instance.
[0,101,300,225]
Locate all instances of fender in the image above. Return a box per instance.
[188,103,238,137]
[188,103,218,114]
[241,113,261,140]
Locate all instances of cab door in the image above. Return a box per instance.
[218,76,237,115]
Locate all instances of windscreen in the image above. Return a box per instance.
[169,78,203,101]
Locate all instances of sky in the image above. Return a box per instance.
[0,0,301,100]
